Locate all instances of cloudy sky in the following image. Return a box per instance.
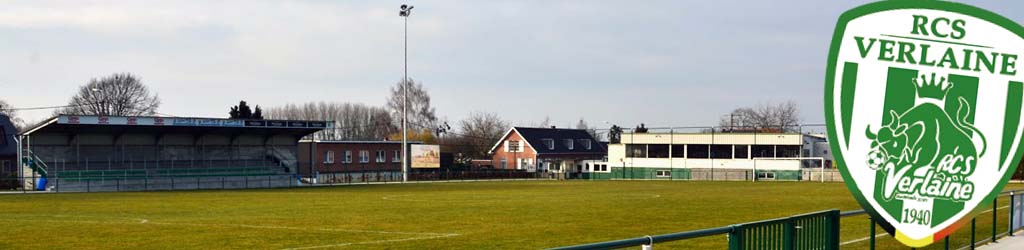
[2,0,1022,129]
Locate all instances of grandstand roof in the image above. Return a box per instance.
[21,115,331,137]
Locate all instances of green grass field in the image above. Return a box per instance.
[0,180,1019,249]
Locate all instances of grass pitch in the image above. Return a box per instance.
[0,180,1017,249]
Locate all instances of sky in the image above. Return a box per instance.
[1,0,1023,130]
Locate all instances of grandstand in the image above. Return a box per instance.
[17,115,329,192]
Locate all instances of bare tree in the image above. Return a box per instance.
[56,73,160,116]
[535,116,552,128]
[264,102,397,140]
[0,99,24,130]
[719,101,801,132]
[452,112,509,163]
[386,78,437,129]
[575,118,602,141]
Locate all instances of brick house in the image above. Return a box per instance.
[297,140,419,175]
[488,127,606,173]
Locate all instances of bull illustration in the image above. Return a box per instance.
[865,80,986,201]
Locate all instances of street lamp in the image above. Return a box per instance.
[399,4,413,183]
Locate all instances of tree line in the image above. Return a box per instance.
[0,72,811,167]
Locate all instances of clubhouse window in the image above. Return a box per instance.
[710,145,732,159]
[777,145,801,158]
[752,145,775,158]
[734,145,749,159]
[393,150,400,162]
[647,144,670,158]
[656,170,671,177]
[376,150,386,163]
[671,144,686,158]
[687,144,710,159]
[580,139,592,150]
[343,151,352,163]
[626,144,647,158]
[564,139,574,150]
[757,172,776,180]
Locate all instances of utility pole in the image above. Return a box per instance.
[399,4,414,183]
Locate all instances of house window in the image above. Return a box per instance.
[344,151,352,163]
[393,150,400,162]
[507,140,520,152]
[500,158,507,169]
[542,138,555,150]
[519,158,531,169]
[656,170,671,177]
[359,150,369,163]
[580,139,592,150]
[757,172,776,180]
[550,162,561,171]
[564,139,574,150]
[324,151,335,164]
[601,164,608,171]
[376,150,386,163]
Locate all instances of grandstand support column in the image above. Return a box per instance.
[15,135,22,190]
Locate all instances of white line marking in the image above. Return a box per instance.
[381,193,661,202]
[279,233,462,250]
[0,214,459,249]
[841,233,888,245]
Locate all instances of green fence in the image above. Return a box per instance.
[550,189,1024,250]
[551,210,841,250]
[728,210,840,250]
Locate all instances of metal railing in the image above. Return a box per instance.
[551,189,1024,250]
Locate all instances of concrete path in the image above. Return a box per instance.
[979,235,1024,250]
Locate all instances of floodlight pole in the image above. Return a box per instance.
[400,4,414,183]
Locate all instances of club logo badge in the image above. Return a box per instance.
[825,1,1024,247]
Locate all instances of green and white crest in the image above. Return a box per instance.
[825,1,1024,247]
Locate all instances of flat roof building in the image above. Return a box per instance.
[598,131,835,181]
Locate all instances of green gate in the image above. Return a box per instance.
[728,210,840,250]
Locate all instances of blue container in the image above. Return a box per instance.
[36,177,47,191]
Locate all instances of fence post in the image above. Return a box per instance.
[727,226,742,250]
[993,197,998,243]
[784,218,794,250]
[971,218,976,250]
[945,236,950,250]
[869,218,876,250]
[1011,192,1016,237]
[827,210,840,250]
